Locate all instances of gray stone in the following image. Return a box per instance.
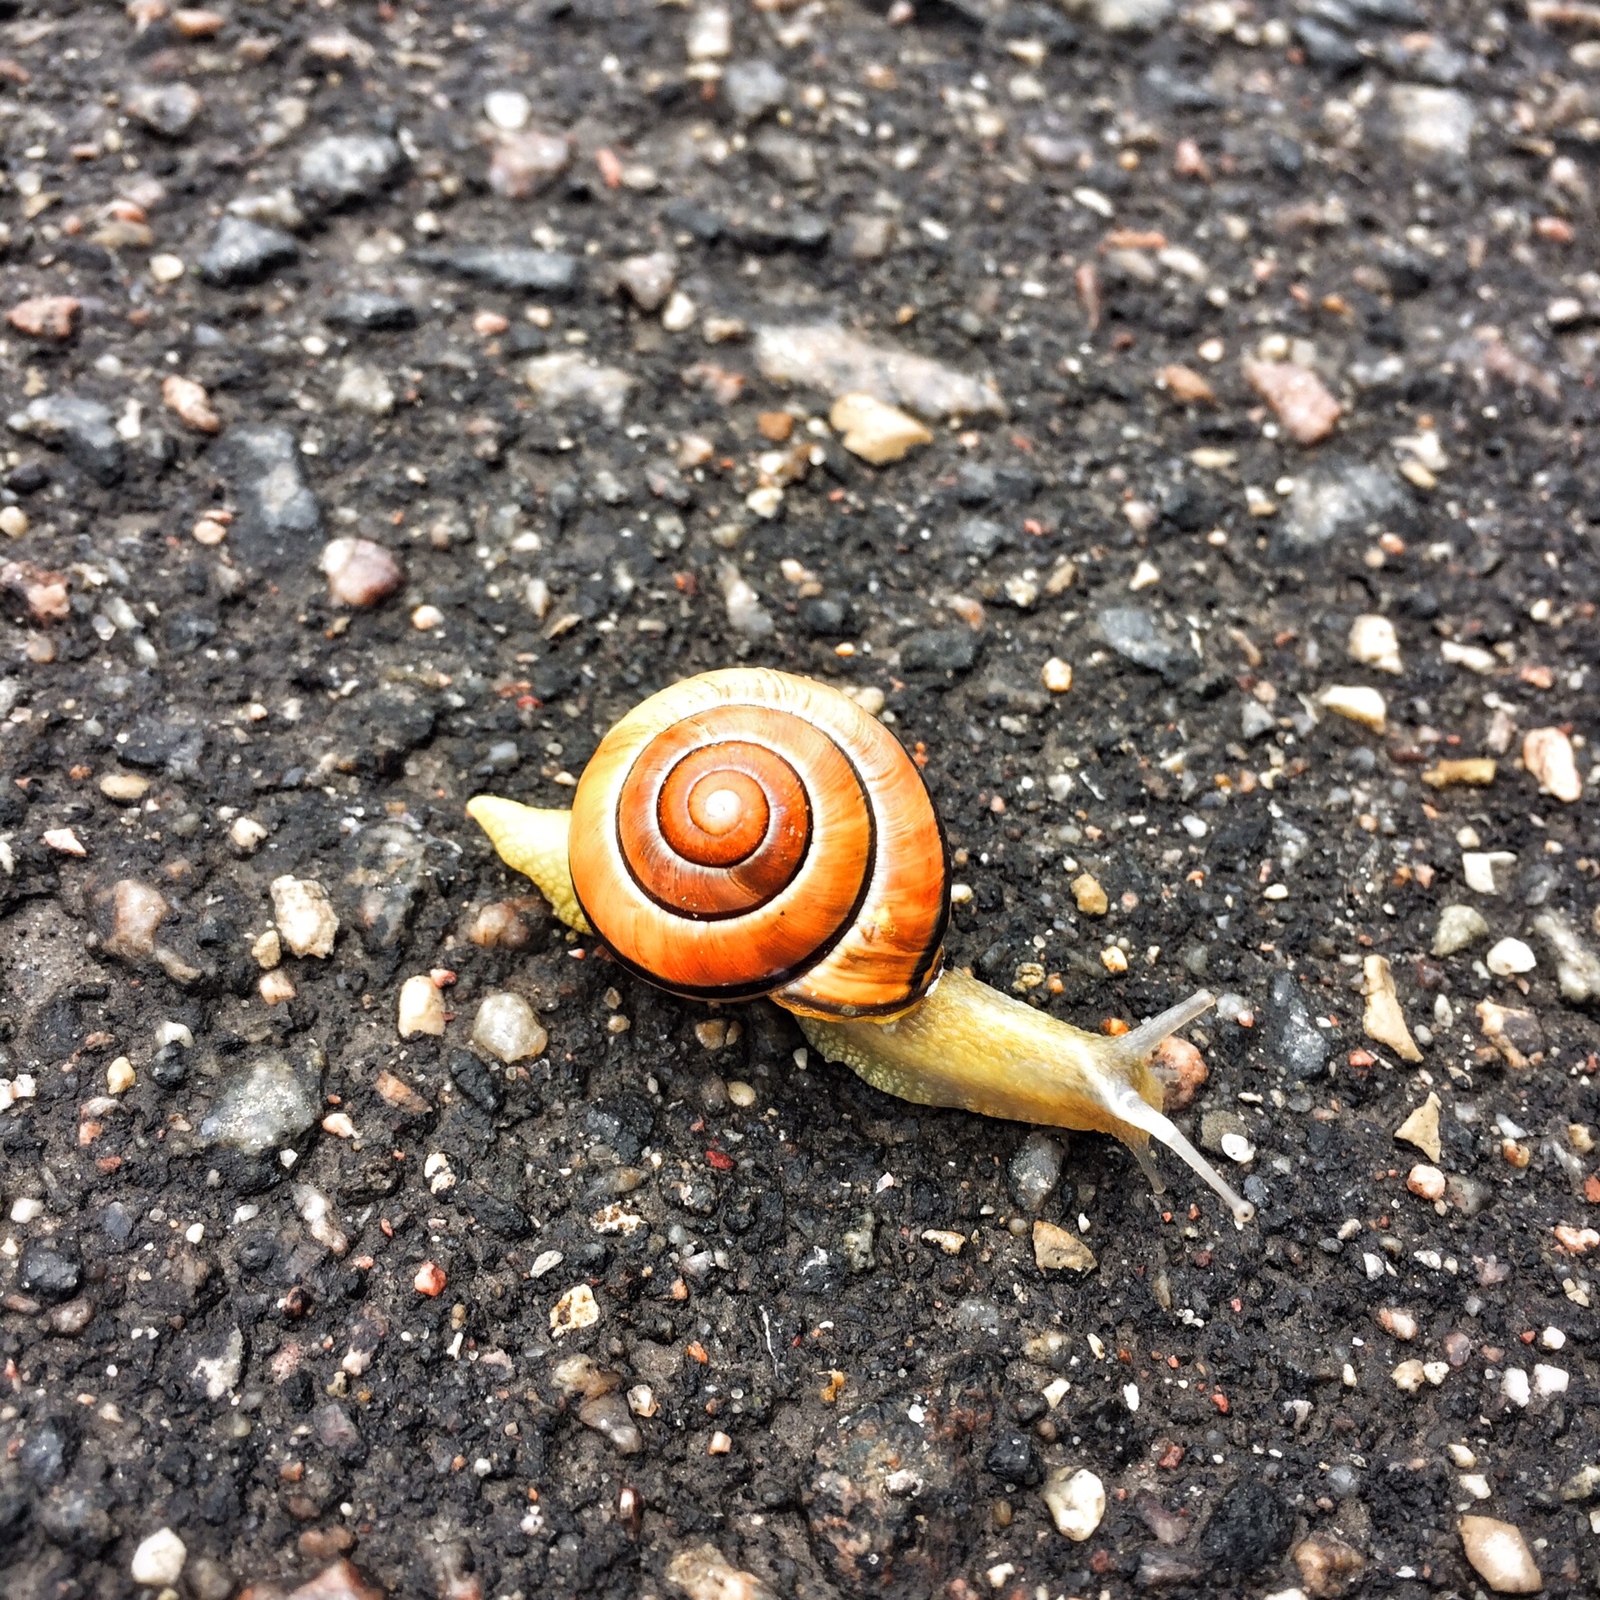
[419,246,580,296]
[754,324,1004,418]
[1275,462,1406,561]
[312,1400,366,1462]
[1433,904,1489,957]
[1098,607,1199,683]
[751,128,817,185]
[899,627,980,674]
[1270,971,1330,1080]
[297,133,405,208]
[733,209,830,253]
[1532,911,1600,1004]
[126,81,202,138]
[7,395,122,485]
[18,1414,77,1484]
[345,820,427,950]
[833,213,896,261]
[577,1392,643,1454]
[199,1055,320,1156]
[1389,85,1476,163]
[1241,700,1276,740]
[214,425,321,570]
[325,292,418,332]
[1294,17,1362,71]
[1009,1132,1065,1213]
[722,59,787,122]
[525,352,635,424]
[37,1485,112,1557]
[614,251,677,313]
[958,517,1013,560]
[119,714,206,778]
[1382,34,1469,84]
[198,216,300,287]
[18,1241,82,1303]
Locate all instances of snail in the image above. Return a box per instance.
[467,668,1254,1225]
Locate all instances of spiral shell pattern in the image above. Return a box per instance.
[568,668,948,1019]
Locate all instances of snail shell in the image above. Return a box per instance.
[568,667,948,1020]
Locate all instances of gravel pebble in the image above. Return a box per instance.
[1243,357,1342,445]
[271,875,339,957]
[397,975,447,1039]
[297,134,406,208]
[1032,1220,1096,1273]
[754,323,1004,418]
[1458,1516,1541,1594]
[1486,938,1536,978]
[1394,1094,1442,1163]
[1522,727,1581,803]
[129,1527,187,1585]
[1532,911,1600,1003]
[1316,685,1386,734]
[829,392,933,464]
[199,217,300,286]
[1042,1466,1106,1540]
[470,992,547,1063]
[320,536,403,607]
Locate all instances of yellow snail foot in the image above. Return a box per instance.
[465,796,592,934]
[797,967,1254,1226]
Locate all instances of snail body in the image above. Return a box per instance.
[468,668,1253,1225]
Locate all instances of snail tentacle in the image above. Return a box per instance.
[795,969,1254,1226]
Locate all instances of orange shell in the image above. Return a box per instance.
[568,668,948,1019]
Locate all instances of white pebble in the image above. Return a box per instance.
[1347,613,1402,674]
[1532,1363,1568,1399]
[484,89,531,131]
[1391,1359,1425,1393]
[1486,938,1535,977]
[130,1527,187,1586]
[397,974,447,1038]
[230,816,268,852]
[270,875,339,958]
[471,992,548,1063]
[1316,684,1386,734]
[1462,851,1517,896]
[334,364,396,417]
[1500,1368,1530,1408]
[1458,1515,1543,1594]
[1042,1466,1105,1541]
